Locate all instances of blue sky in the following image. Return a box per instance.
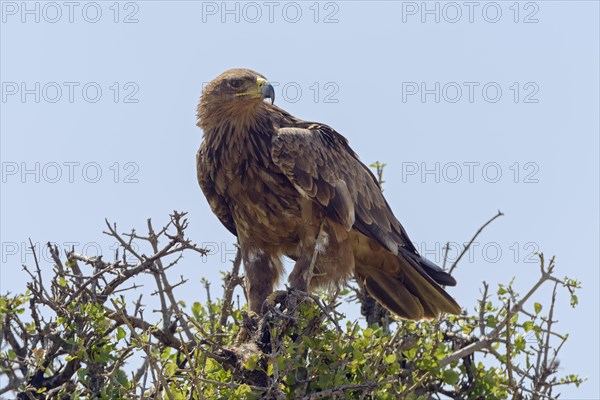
[1,1,598,397]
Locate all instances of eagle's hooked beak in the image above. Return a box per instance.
[257,77,275,104]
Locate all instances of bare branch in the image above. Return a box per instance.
[449,210,504,274]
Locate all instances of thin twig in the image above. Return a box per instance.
[449,210,504,274]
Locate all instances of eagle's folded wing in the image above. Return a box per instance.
[196,146,237,236]
[271,124,413,255]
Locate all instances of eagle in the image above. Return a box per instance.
[196,68,461,320]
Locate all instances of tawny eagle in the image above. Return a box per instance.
[196,68,461,320]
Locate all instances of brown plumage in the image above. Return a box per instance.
[196,68,461,320]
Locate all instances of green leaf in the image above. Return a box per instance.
[205,358,220,373]
[164,362,177,377]
[384,354,397,364]
[243,354,259,371]
[534,302,542,314]
[486,315,497,328]
[235,384,252,396]
[161,347,172,360]
[57,276,68,287]
[514,335,525,352]
[443,369,460,385]
[116,327,126,340]
[77,368,88,382]
[115,369,131,388]
[192,302,202,320]
[570,294,578,307]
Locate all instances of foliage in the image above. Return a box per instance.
[0,211,583,399]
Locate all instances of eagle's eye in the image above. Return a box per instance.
[228,79,244,89]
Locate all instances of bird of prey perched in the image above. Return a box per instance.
[196,68,461,320]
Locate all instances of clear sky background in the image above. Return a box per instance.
[1,1,598,398]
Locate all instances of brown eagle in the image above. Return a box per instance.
[196,68,461,320]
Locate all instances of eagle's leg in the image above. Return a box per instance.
[261,224,324,315]
[288,222,325,293]
[242,247,282,314]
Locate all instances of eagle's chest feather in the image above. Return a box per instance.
[209,130,308,244]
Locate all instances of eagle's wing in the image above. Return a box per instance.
[196,146,237,236]
[271,123,460,318]
[271,123,413,255]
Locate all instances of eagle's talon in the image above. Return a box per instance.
[236,310,260,344]
[262,288,310,316]
[261,290,289,314]
[284,288,309,313]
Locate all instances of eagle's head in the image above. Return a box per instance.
[197,68,275,131]
[202,68,275,104]
[197,69,275,130]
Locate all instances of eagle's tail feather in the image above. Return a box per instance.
[358,252,461,320]
[399,247,457,287]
